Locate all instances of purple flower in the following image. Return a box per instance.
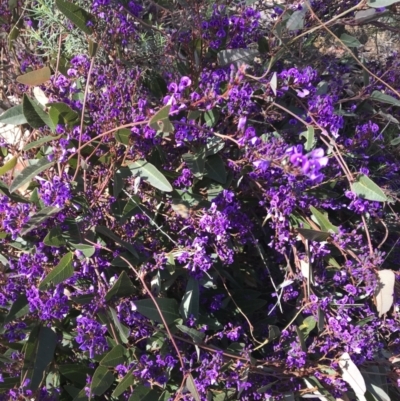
[178,76,192,91]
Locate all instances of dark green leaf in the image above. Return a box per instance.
[134,298,180,325]
[88,39,98,57]
[129,385,160,401]
[59,365,94,386]
[43,226,66,247]
[0,104,27,125]
[0,377,20,392]
[176,325,205,344]
[148,105,174,133]
[90,366,114,396]
[55,0,93,34]
[22,94,54,130]
[20,206,61,235]
[205,154,227,184]
[8,26,19,50]
[4,294,29,324]
[105,271,136,301]
[22,326,57,390]
[39,252,74,289]
[113,167,131,198]
[96,225,139,259]
[268,325,280,341]
[16,66,51,86]
[182,152,205,178]
[188,110,201,120]
[9,156,54,193]
[127,160,172,192]
[0,156,17,176]
[112,367,135,398]
[100,344,126,367]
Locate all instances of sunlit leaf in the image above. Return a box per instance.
[148,104,174,133]
[16,67,51,86]
[370,90,400,107]
[374,269,395,317]
[351,174,388,202]
[286,9,306,31]
[39,252,74,289]
[127,160,172,192]
[22,135,62,151]
[310,206,338,233]
[0,104,27,125]
[186,374,201,401]
[367,0,400,8]
[0,156,17,176]
[339,352,367,399]
[105,271,136,301]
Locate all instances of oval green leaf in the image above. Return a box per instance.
[55,0,93,34]
[0,104,28,125]
[39,252,74,290]
[351,174,388,202]
[127,160,172,192]
[16,66,51,86]
[9,157,54,193]
[90,366,114,396]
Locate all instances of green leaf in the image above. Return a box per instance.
[286,9,306,30]
[0,156,17,176]
[182,152,205,178]
[0,104,27,125]
[340,33,361,47]
[351,174,388,202]
[88,38,98,57]
[23,135,63,152]
[59,365,94,386]
[367,0,400,8]
[127,160,172,192]
[370,90,400,107]
[112,367,135,397]
[188,110,201,120]
[48,102,79,127]
[100,344,126,367]
[22,94,54,130]
[55,0,93,34]
[115,128,131,145]
[39,252,74,290]
[43,227,66,247]
[148,104,174,133]
[95,225,139,259]
[20,206,61,236]
[68,243,95,258]
[299,316,317,337]
[303,376,336,401]
[297,228,331,242]
[309,206,338,233]
[129,385,160,401]
[4,293,29,324]
[108,306,130,344]
[90,366,114,397]
[375,269,395,317]
[0,377,20,392]
[16,66,51,86]
[176,325,205,344]
[133,298,180,325]
[205,154,227,184]
[22,326,57,390]
[186,374,201,401]
[113,167,131,198]
[105,271,136,301]
[179,277,199,320]
[8,26,19,50]
[204,109,220,128]
[217,48,259,67]
[301,126,315,151]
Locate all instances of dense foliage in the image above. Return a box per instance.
[0,0,400,400]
